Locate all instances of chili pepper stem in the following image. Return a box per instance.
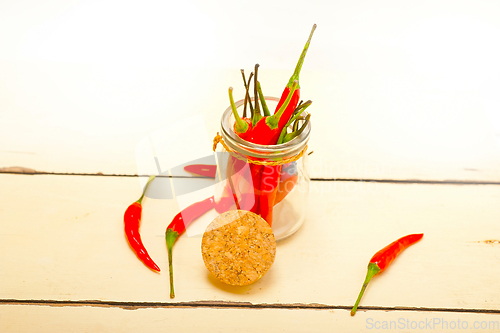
[241,71,255,119]
[165,228,180,299]
[283,114,311,143]
[266,80,298,130]
[257,81,271,117]
[277,101,312,144]
[252,64,263,126]
[351,263,381,316]
[229,87,248,133]
[137,175,155,204]
[287,24,317,88]
[240,70,248,119]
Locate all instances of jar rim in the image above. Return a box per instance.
[220,96,311,159]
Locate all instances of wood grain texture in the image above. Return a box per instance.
[1,174,499,311]
[2,2,500,330]
[1,304,500,333]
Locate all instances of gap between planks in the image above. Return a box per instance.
[1,170,500,186]
[1,299,500,314]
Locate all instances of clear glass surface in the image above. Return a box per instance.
[217,97,311,241]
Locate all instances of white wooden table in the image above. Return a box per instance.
[2,1,500,332]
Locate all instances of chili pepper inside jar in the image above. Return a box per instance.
[215,96,311,241]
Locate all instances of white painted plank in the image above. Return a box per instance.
[1,1,500,181]
[1,174,500,311]
[1,305,500,333]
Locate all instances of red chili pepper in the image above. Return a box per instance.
[219,148,257,213]
[274,24,316,134]
[259,109,310,225]
[214,189,255,213]
[248,163,262,215]
[350,233,424,316]
[227,78,261,215]
[165,196,215,298]
[124,175,160,272]
[229,26,316,221]
[259,165,281,225]
[229,87,252,139]
[247,80,298,145]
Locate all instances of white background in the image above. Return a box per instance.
[1,0,499,180]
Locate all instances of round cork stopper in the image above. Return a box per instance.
[201,210,276,286]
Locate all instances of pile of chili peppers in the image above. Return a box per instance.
[222,23,317,226]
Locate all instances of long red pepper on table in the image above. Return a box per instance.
[165,196,216,298]
[124,175,160,272]
[350,233,424,316]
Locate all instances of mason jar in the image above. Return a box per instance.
[215,96,311,241]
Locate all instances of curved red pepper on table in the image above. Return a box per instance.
[165,184,273,298]
[124,175,160,272]
[350,233,424,316]
[165,196,215,298]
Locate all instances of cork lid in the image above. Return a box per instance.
[201,210,277,286]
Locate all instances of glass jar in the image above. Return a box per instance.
[216,96,310,241]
